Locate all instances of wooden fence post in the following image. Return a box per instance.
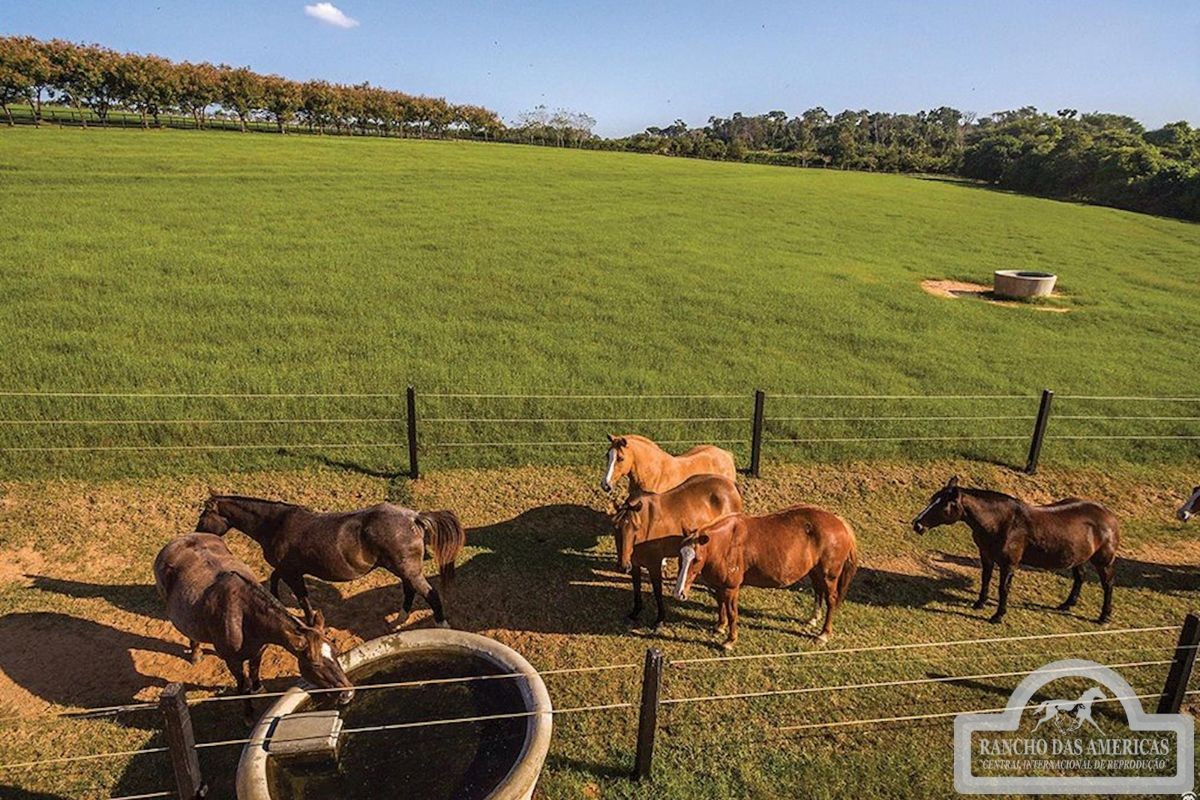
[1157,612,1200,714]
[406,385,420,480]
[1024,389,1054,474]
[749,389,766,478]
[160,682,206,799]
[633,648,664,780]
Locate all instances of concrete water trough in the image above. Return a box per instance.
[236,629,553,800]
[993,270,1058,299]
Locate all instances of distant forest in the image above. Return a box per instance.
[2,36,1197,221]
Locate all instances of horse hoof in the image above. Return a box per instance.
[971,601,987,610]
[1056,603,1074,612]
[815,634,829,646]
[1096,615,1111,625]
[987,614,1004,625]
[435,620,451,629]
[721,640,736,651]
[713,625,728,635]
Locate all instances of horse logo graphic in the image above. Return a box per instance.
[1031,686,1106,733]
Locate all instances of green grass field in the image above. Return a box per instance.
[0,126,1198,479]
[0,127,1197,799]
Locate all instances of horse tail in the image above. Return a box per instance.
[836,524,858,605]
[416,510,465,585]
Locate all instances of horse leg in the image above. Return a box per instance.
[649,562,667,633]
[409,573,449,628]
[973,557,994,610]
[269,569,282,601]
[224,657,255,724]
[1094,561,1114,624]
[627,567,643,623]
[989,563,1014,624]
[1058,566,1084,611]
[283,574,316,625]
[723,587,740,650]
[188,639,203,665]
[248,648,265,693]
[803,574,824,627]
[817,572,838,644]
[714,598,728,635]
[395,578,417,628]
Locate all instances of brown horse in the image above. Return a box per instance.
[675,505,858,649]
[196,495,465,628]
[611,474,742,630]
[1177,486,1200,522]
[912,476,1119,624]
[600,434,737,496]
[155,533,354,720]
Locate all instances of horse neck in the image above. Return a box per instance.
[627,438,668,487]
[240,578,309,652]
[959,490,1019,537]
[219,497,293,544]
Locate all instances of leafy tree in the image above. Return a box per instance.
[218,66,261,131]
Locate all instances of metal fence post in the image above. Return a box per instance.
[406,386,420,480]
[749,389,766,478]
[1024,389,1054,474]
[160,682,206,799]
[633,648,664,780]
[1157,612,1200,714]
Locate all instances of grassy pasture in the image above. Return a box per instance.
[0,127,1198,479]
[0,461,1196,798]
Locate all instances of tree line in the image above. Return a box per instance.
[0,36,503,138]
[3,36,1197,221]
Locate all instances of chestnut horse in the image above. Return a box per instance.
[675,505,858,649]
[912,476,1119,624]
[155,533,354,720]
[197,495,465,628]
[611,474,742,630]
[1178,486,1200,522]
[600,434,736,496]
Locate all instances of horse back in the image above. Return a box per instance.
[1023,499,1119,566]
[155,534,260,650]
[659,474,742,529]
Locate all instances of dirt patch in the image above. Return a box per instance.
[0,547,44,586]
[921,279,1069,313]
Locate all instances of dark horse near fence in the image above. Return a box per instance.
[155,533,354,720]
[912,476,1119,624]
[197,495,465,628]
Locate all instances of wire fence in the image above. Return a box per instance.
[0,388,1197,478]
[1,620,1194,799]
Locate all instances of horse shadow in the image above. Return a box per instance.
[25,575,164,620]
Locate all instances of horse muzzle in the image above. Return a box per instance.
[600,480,612,494]
[1178,509,1193,522]
[336,688,355,706]
[912,520,927,534]
[619,562,632,575]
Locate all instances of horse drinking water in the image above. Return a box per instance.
[674,505,858,649]
[600,434,737,496]
[155,533,354,720]
[911,476,1120,624]
[197,495,465,628]
[1177,486,1200,522]
[611,474,742,630]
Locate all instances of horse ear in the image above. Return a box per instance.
[311,609,326,632]
[947,475,960,488]
[697,534,710,546]
[629,499,642,512]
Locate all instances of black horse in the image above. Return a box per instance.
[197,495,464,628]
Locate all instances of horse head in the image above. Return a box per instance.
[295,610,355,707]
[195,495,231,535]
[1177,486,1200,522]
[912,476,963,534]
[674,528,710,601]
[610,498,643,573]
[600,435,631,493]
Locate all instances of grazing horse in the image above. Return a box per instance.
[1177,486,1200,522]
[1033,687,1106,733]
[600,434,737,496]
[674,505,858,649]
[912,476,1119,624]
[154,533,354,720]
[611,474,742,630]
[196,495,465,629]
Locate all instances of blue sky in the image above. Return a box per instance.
[3,1,1197,136]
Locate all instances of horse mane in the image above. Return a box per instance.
[618,434,662,451]
[213,494,306,510]
[224,571,308,632]
[960,486,1023,506]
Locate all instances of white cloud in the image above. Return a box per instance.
[304,3,359,29]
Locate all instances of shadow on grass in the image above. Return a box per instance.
[26,576,164,619]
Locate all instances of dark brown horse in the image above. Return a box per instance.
[674,505,858,649]
[155,533,354,720]
[1177,486,1200,522]
[196,495,465,628]
[611,474,742,630]
[912,476,1119,624]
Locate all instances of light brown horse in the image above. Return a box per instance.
[1178,486,1200,522]
[155,533,354,720]
[611,474,742,630]
[197,495,464,628]
[912,476,1120,624]
[675,505,858,649]
[600,434,736,496]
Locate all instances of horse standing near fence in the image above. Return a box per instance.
[196,495,465,629]
[154,533,354,721]
[600,434,737,496]
[911,476,1119,624]
[611,474,742,630]
[1177,486,1200,522]
[674,505,858,648]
